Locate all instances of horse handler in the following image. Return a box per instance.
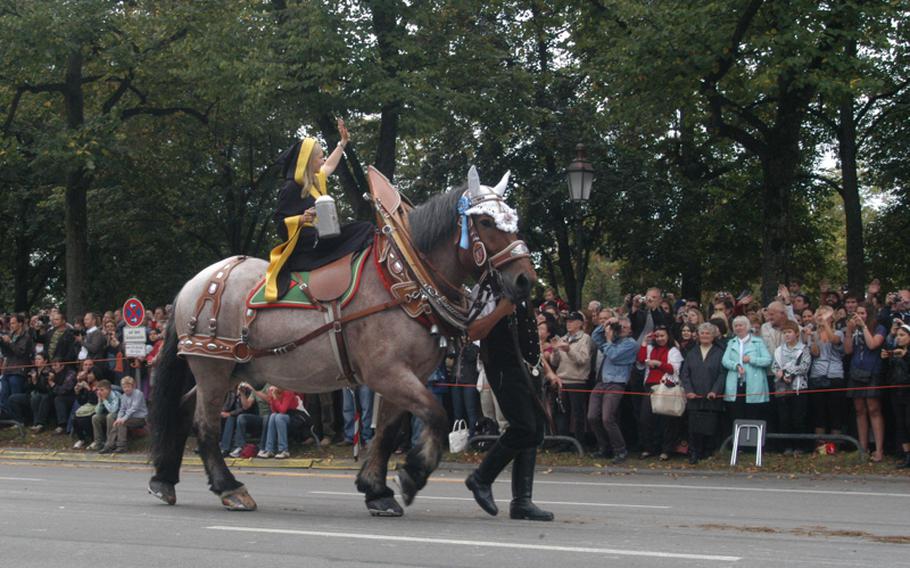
[464,290,554,521]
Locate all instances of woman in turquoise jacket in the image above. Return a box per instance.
[722,315,773,421]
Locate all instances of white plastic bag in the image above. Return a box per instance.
[448,419,469,453]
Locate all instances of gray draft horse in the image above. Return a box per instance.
[148,173,537,516]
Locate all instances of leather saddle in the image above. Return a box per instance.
[305,252,356,302]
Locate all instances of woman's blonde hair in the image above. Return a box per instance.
[299,144,321,198]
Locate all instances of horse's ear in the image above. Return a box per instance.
[492,170,510,196]
[467,165,481,199]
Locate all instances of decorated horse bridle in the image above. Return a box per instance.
[456,209,531,272]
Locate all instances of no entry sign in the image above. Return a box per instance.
[123,297,146,328]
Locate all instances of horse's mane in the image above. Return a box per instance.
[408,186,464,253]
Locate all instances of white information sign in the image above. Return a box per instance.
[124,327,147,358]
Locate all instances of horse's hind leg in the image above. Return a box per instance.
[371,370,448,507]
[356,399,407,517]
[148,392,193,505]
[191,359,256,511]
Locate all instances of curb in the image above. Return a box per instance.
[0,448,908,484]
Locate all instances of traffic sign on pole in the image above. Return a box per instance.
[122,297,146,328]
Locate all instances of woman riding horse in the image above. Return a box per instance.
[265,119,374,301]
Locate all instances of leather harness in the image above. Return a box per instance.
[176,166,530,387]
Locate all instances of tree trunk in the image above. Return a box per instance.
[375,101,400,181]
[838,41,866,298]
[680,259,703,303]
[759,136,800,304]
[64,50,89,320]
[13,233,30,312]
[540,251,560,300]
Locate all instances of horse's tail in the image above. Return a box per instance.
[149,308,195,485]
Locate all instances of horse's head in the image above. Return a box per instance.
[460,167,538,301]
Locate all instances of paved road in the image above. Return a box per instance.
[0,460,907,567]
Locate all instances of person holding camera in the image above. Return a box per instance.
[548,312,594,450]
[0,313,34,413]
[588,316,637,463]
[883,323,910,468]
[100,320,124,380]
[844,303,887,462]
[71,366,102,449]
[19,353,52,431]
[47,357,76,434]
[636,325,684,461]
[220,383,260,456]
[228,382,272,456]
[878,289,910,328]
[771,320,812,454]
[629,288,672,342]
[807,306,847,439]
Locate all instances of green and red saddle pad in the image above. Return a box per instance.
[246,246,372,310]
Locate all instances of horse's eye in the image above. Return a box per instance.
[480,219,494,229]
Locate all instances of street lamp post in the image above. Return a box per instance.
[564,143,595,309]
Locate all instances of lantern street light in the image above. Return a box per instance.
[566,143,594,202]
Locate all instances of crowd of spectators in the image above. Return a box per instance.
[2,279,909,471]
[0,305,378,459]
[0,307,157,451]
[506,281,910,468]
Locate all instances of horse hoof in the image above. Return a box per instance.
[221,489,257,511]
[366,496,404,517]
[148,480,176,506]
[395,472,418,506]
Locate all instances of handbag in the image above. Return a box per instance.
[850,368,873,384]
[650,381,686,417]
[448,419,469,453]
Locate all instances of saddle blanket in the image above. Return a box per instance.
[246,246,371,310]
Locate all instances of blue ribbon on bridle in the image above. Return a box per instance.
[457,195,471,250]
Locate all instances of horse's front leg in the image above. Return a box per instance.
[370,372,447,507]
[356,397,407,517]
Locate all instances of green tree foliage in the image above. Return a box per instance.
[0,0,906,315]
[571,0,901,301]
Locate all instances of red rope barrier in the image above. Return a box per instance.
[433,382,910,398]
[1,355,145,372]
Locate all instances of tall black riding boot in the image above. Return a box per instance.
[465,440,517,516]
[509,447,554,521]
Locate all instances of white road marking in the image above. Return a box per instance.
[206,525,741,562]
[0,476,43,482]
[528,480,910,498]
[309,490,671,509]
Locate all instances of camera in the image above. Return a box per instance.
[608,321,622,337]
